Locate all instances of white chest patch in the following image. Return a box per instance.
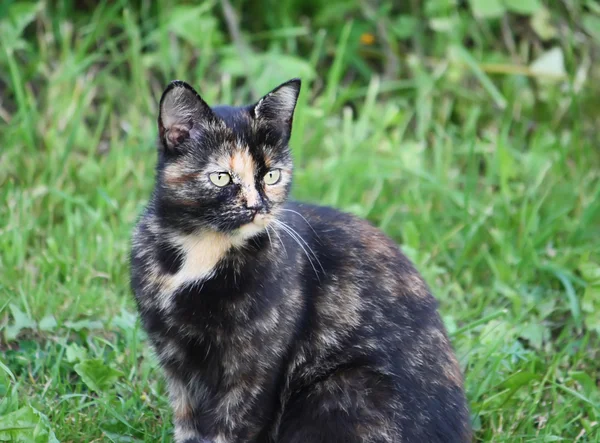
[156,231,236,311]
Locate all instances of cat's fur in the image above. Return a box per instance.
[130,78,471,443]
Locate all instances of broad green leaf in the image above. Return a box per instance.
[531,7,557,41]
[582,286,600,333]
[221,50,316,91]
[579,262,600,284]
[314,1,360,26]
[429,17,458,32]
[469,0,505,18]
[499,371,539,389]
[170,16,219,48]
[110,309,137,332]
[65,343,88,364]
[586,0,600,13]
[503,0,541,15]
[530,47,566,78]
[570,371,600,399]
[4,304,36,341]
[424,0,458,17]
[0,2,41,51]
[38,315,57,332]
[74,359,124,393]
[0,405,58,443]
[582,286,600,313]
[392,15,419,40]
[519,323,548,350]
[64,319,104,331]
[583,14,600,43]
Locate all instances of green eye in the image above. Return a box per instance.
[209,172,231,187]
[264,169,281,185]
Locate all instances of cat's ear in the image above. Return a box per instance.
[158,80,216,151]
[253,78,301,136]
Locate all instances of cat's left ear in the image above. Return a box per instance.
[253,78,301,136]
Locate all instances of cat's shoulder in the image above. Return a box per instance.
[131,206,159,243]
[287,200,417,269]
[286,201,388,239]
[285,201,363,224]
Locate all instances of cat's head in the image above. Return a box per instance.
[154,79,301,237]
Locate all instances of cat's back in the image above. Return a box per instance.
[283,201,434,304]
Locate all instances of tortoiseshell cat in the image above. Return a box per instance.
[130,79,471,443]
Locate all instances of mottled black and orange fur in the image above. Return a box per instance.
[130,78,471,442]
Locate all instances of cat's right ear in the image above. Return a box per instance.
[158,80,216,151]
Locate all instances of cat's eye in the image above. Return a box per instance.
[209,172,231,187]
[264,169,281,185]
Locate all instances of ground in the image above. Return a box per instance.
[1,1,599,441]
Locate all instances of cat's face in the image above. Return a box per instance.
[154,79,301,237]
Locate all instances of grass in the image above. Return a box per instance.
[1,0,600,441]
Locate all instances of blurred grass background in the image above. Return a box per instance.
[1,0,600,441]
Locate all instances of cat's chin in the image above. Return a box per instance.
[232,216,269,241]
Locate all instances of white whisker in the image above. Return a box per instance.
[271,220,324,280]
[277,220,323,268]
[267,223,288,259]
[264,225,273,249]
[279,208,320,240]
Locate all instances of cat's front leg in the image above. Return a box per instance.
[168,375,215,443]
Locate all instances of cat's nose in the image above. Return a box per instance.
[247,204,263,216]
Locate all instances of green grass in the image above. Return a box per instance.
[1,0,600,441]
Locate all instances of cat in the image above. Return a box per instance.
[130,78,472,443]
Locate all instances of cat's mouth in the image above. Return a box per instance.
[246,212,269,228]
[238,210,267,226]
[234,214,270,240]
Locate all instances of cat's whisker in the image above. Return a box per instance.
[274,220,324,273]
[264,225,274,249]
[271,220,323,280]
[276,227,320,280]
[267,223,288,259]
[279,208,320,240]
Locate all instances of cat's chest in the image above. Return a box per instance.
[158,264,290,374]
[146,229,291,369]
[159,284,287,396]
[152,231,246,311]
